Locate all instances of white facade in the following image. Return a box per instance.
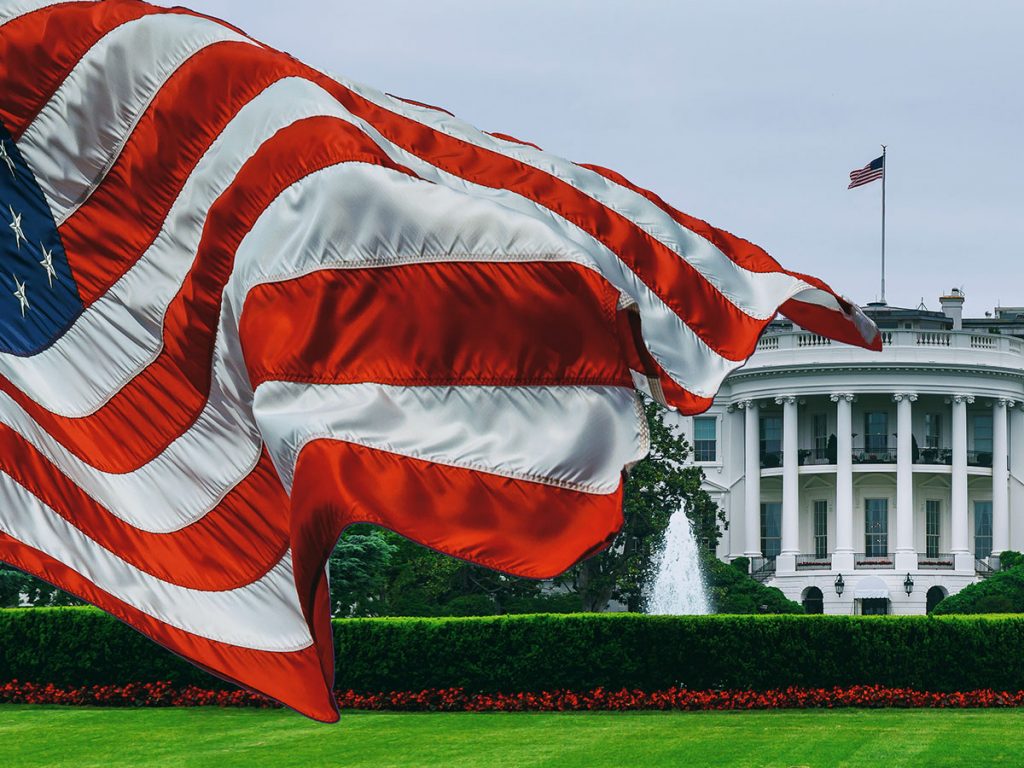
[672,297,1024,615]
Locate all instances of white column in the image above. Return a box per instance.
[1011,405,1024,552]
[894,393,917,571]
[951,394,973,571]
[831,393,854,571]
[742,400,761,558]
[992,399,1011,555]
[777,395,799,573]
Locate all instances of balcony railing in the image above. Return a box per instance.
[852,444,897,464]
[855,552,895,569]
[761,444,993,469]
[795,553,832,571]
[756,329,1024,356]
[750,556,776,582]
[976,557,998,578]
[917,553,955,570]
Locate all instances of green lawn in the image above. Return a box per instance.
[0,707,1021,768]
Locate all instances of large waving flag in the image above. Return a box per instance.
[0,0,880,721]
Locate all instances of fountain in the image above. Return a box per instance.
[644,508,711,615]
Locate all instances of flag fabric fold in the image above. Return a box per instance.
[0,0,880,721]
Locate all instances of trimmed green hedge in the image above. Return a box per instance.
[3,608,1024,693]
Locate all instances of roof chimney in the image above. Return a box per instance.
[940,288,965,330]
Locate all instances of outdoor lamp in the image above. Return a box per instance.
[834,574,845,596]
[904,573,914,596]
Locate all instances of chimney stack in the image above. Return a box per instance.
[940,288,965,330]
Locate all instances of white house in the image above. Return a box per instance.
[670,291,1024,615]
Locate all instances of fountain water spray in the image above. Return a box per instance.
[644,508,711,615]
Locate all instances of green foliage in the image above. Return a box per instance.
[6,609,1024,695]
[0,567,81,608]
[932,565,1024,614]
[328,526,397,617]
[702,554,802,614]
[728,556,750,574]
[0,570,21,608]
[999,551,1023,570]
[557,399,726,611]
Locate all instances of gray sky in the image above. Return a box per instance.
[171,1,1023,317]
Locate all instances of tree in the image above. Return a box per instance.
[328,527,397,617]
[557,398,726,612]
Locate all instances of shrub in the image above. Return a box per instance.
[6,609,1024,695]
[729,556,750,574]
[703,555,802,614]
[932,565,1024,614]
[1000,551,1023,571]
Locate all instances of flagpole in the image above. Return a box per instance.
[880,144,886,304]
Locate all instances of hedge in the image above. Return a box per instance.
[3,608,1024,694]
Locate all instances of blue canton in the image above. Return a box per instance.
[0,120,82,355]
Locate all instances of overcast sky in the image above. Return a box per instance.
[169,1,1023,316]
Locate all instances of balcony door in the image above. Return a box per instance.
[864,412,889,455]
[975,501,993,559]
[760,502,781,559]
[864,498,889,557]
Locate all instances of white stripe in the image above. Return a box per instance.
[254,382,647,495]
[0,476,311,651]
[0,0,82,27]
[0,77,353,416]
[18,12,253,224]
[336,75,838,323]
[0,163,608,533]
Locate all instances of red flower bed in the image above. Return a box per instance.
[3,682,1024,711]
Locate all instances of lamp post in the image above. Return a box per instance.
[834,573,845,597]
[903,573,914,596]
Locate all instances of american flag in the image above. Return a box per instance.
[848,155,885,189]
[0,0,880,720]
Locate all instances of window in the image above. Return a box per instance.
[975,500,993,559]
[812,414,828,461]
[926,500,941,559]
[760,502,781,559]
[693,417,717,462]
[760,414,782,465]
[864,498,889,557]
[973,415,993,453]
[813,500,828,558]
[924,413,942,449]
[864,412,889,454]
[861,598,889,615]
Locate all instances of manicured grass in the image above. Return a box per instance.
[0,707,1022,767]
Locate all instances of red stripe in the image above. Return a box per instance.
[59,40,308,304]
[0,535,337,722]
[0,0,158,138]
[290,439,626,582]
[0,431,289,590]
[0,117,410,473]
[580,163,879,350]
[241,261,632,389]
[780,297,882,352]
[487,132,543,151]
[301,72,790,363]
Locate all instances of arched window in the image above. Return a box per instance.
[802,586,824,615]
[926,586,948,614]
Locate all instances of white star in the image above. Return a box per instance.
[0,142,14,178]
[8,206,26,250]
[39,244,56,288]
[12,276,28,318]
